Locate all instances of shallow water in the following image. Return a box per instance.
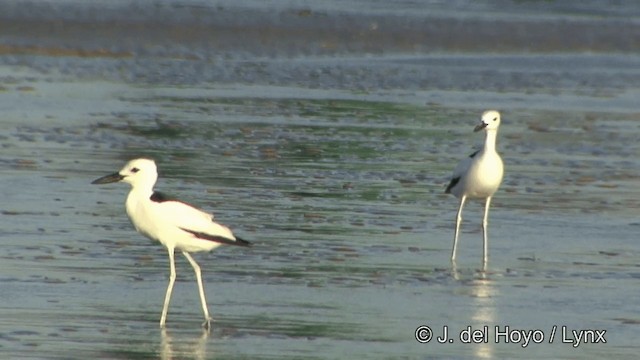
[1,1,640,359]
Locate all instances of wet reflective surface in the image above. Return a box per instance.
[1,1,640,358]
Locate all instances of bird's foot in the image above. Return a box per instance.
[202,317,213,331]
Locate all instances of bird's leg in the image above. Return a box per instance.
[160,247,177,328]
[481,196,492,269]
[183,252,212,330]
[451,195,466,262]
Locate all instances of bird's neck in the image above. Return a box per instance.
[483,129,499,153]
[130,186,154,200]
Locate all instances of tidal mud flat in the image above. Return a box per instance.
[1,1,640,359]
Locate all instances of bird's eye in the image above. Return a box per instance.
[493,117,498,121]
[131,167,140,173]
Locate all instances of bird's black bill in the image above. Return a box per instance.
[474,122,488,132]
[91,172,124,184]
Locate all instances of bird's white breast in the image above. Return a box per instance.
[125,190,167,243]
[460,151,504,198]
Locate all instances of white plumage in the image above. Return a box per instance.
[445,110,504,268]
[92,158,250,329]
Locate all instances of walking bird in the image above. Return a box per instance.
[92,158,250,329]
[445,110,504,268]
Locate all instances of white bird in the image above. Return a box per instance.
[445,110,504,268]
[92,158,250,329]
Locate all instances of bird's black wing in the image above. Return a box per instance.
[445,150,480,193]
[179,228,252,247]
[150,191,179,203]
[445,177,460,194]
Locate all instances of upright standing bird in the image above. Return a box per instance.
[92,158,250,329]
[445,110,504,267]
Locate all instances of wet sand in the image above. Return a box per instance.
[1,1,640,359]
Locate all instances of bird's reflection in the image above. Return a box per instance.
[450,263,497,359]
[470,271,496,359]
[160,328,209,360]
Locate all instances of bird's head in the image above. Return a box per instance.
[474,110,501,132]
[92,158,158,189]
